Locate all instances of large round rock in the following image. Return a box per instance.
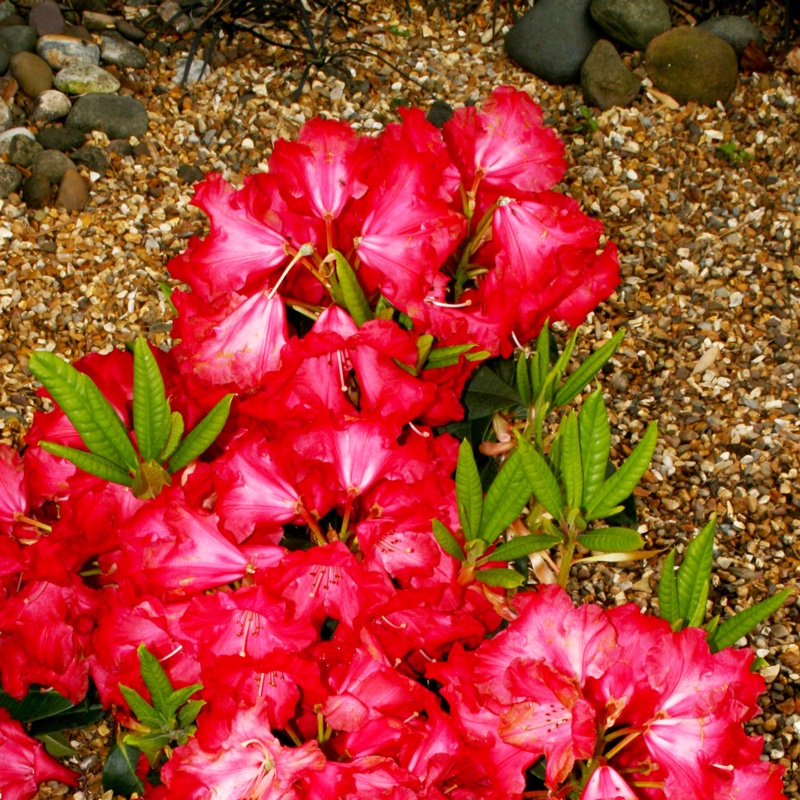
[66,94,149,139]
[590,0,672,51]
[645,27,738,106]
[504,0,601,85]
[697,15,765,58]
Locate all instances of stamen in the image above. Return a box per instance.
[425,297,473,309]
[158,645,183,663]
[268,243,315,300]
[337,350,349,392]
[408,422,430,438]
[511,331,526,352]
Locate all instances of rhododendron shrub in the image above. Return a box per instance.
[0,87,789,800]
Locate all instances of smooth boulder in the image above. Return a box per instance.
[645,27,738,106]
[504,0,601,85]
[54,63,120,94]
[66,93,149,139]
[10,51,54,97]
[590,0,671,51]
[37,34,101,68]
[697,15,765,58]
[581,39,640,109]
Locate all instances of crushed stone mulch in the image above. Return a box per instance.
[0,1,796,797]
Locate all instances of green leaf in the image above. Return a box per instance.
[484,533,561,562]
[159,282,177,315]
[168,394,233,473]
[475,567,526,588]
[554,329,625,407]
[177,699,206,729]
[516,353,532,408]
[577,527,644,553]
[578,390,610,510]
[516,437,564,522]
[137,644,174,717]
[157,411,185,463]
[165,684,203,720]
[530,325,551,399]
[103,741,144,797]
[424,343,485,370]
[131,459,172,500]
[29,695,105,736]
[478,449,532,544]
[334,249,373,326]
[37,442,134,486]
[119,685,163,730]
[462,363,521,418]
[558,412,583,509]
[708,590,792,653]
[123,731,172,765]
[133,337,171,462]
[29,351,139,472]
[36,731,78,758]
[584,422,658,521]
[456,439,483,541]
[0,688,73,723]
[415,334,434,370]
[433,519,465,561]
[657,549,679,624]
[676,517,716,628]
[550,329,578,384]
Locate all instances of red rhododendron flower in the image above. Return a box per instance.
[0,444,27,535]
[0,708,77,800]
[580,764,638,799]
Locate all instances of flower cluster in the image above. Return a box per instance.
[0,87,786,799]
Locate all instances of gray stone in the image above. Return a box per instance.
[0,25,37,55]
[81,10,116,31]
[426,99,453,128]
[504,0,602,85]
[172,56,209,85]
[32,148,76,182]
[0,41,8,75]
[28,0,64,36]
[157,0,191,34]
[115,18,146,42]
[10,51,53,97]
[0,126,35,156]
[30,88,72,122]
[581,39,640,109]
[7,132,42,166]
[0,97,10,132]
[56,168,88,211]
[36,124,86,151]
[107,138,132,157]
[177,163,204,184]
[61,24,94,43]
[66,93,148,139]
[590,0,671,51]
[37,34,100,69]
[71,143,109,174]
[54,63,120,94]
[100,33,147,68]
[0,163,22,198]
[646,26,738,106]
[22,172,51,207]
[0,2,18,24]
[697,15,765,58]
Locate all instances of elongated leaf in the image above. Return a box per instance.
[416,334,434,369]
[551,329,578,383]
[168,394,233,474]
[133,337,171,461]
[708,588,792,652]
[29,352,139,471]
[530,325,551,399]
[478,449,532,544]
[572,548,661,564]
[137,644,174,716]
[158,411,185,464]
[475,567,526,588]
[123,731,172,765]
[456,439,483,541]
[578,390,610,510]
[119,685,163,730]
[485,534,561,562]
[433,519,465,560]
[0,689,73,723]
[334,249,373,326]
[676,517,716,628]
[585,422,658,521]
[36,731,78,758]
[577,527,644,553]
[516,437,564,522]
[103,741,144,797]
[165,684,203,720]
[463,363,521,418]
[38,442,134,486]
[29,697,105,736]
[425,343,479,370]
[558,412,583,509]
[554,329,625,407]
[516,353,532,407]
[657,549,679,624]
[178,699,206,729]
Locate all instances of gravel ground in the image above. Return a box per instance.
[2,1,797,797]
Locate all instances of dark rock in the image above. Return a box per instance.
[61,24,94,42]
[36,124,86,151]
[31,88,72,123]
[132,139,154,159]
[73,0,107,13]
[81,10,116,31]
[9,51,53,97]
[67,93,148,139]
[100,32,147,68]
[0,41,8,74]
[7,132,42,166]
[0,2,18,24]
[0,24,36,54]
[177,163,204,184]
[115,18,146,42]
[107,138,133,157]
[28,0,65,36]
[426,99,453,128]
[697,15,765,58]
[0,127,35,155]
[590,0,671,51]
[646,27,738,106]
[0,96,9,131]
[22,172,51,207]
[581,39,640,109]
[37,34,100,68]
[56,168,88,210]
[504,0,601,85]
[0,162,22,198]
[32,148,75,182]
[71,143,109,174]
